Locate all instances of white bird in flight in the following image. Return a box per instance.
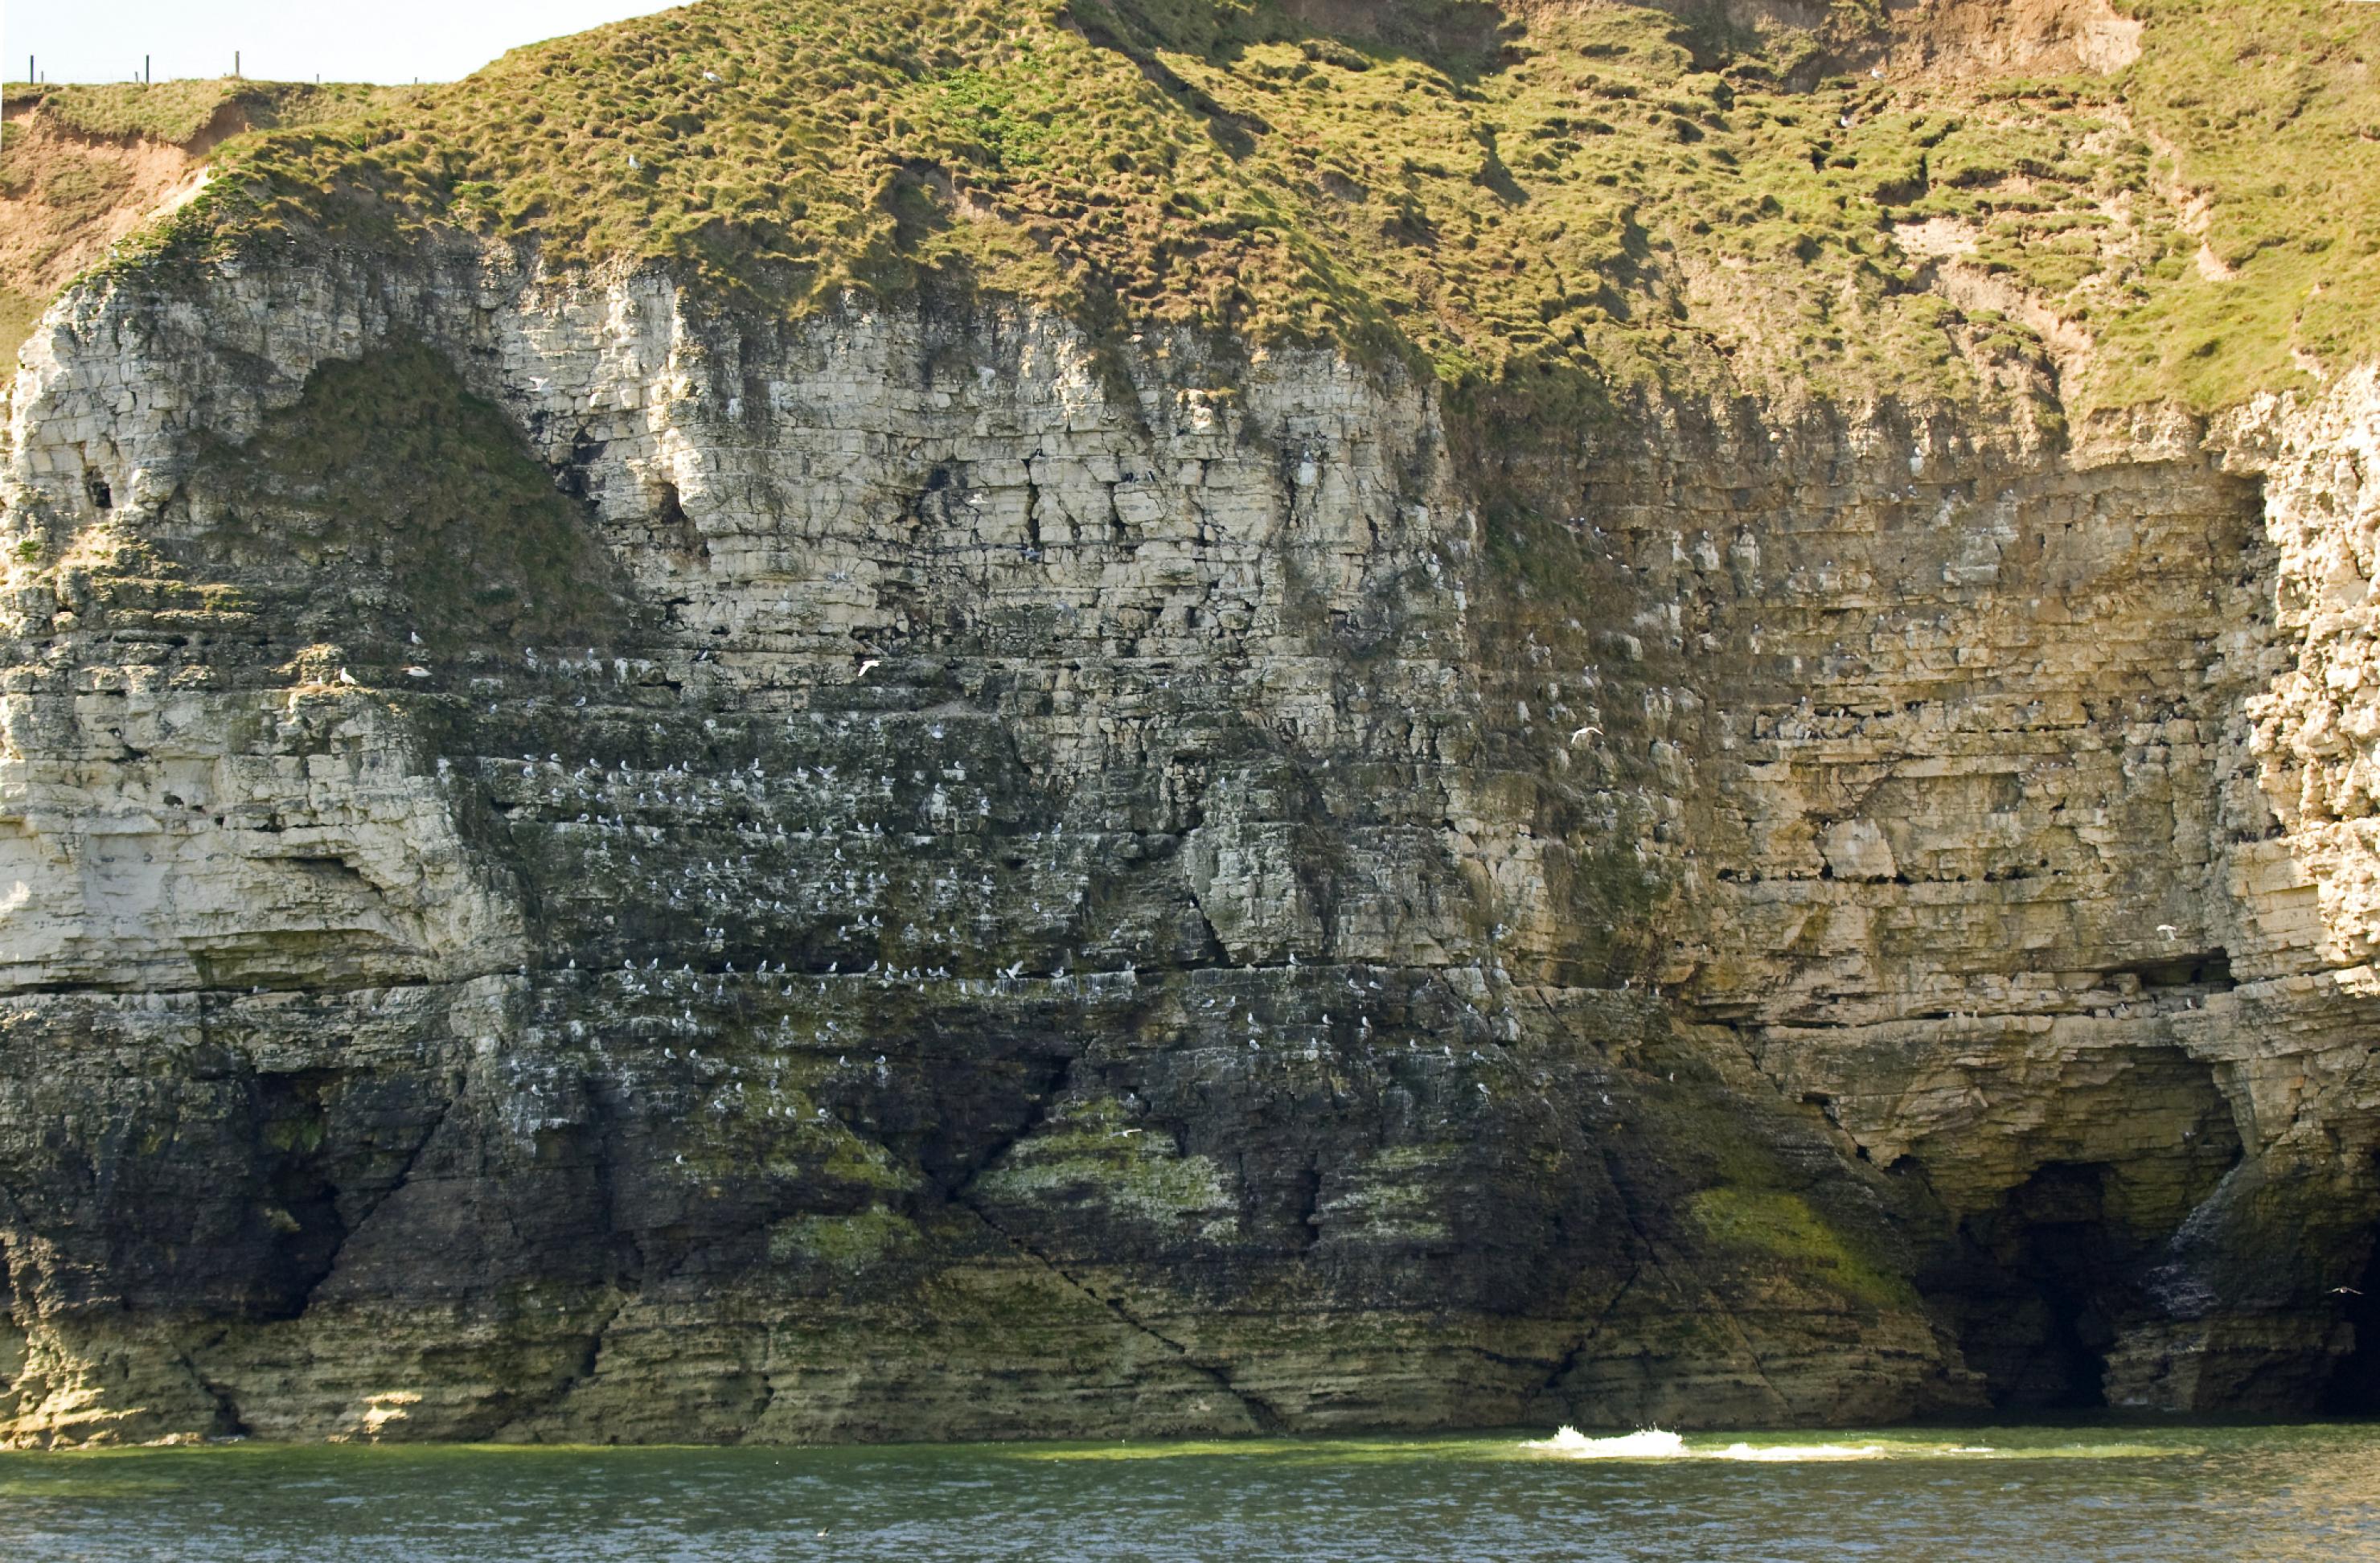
[856,658,880,678]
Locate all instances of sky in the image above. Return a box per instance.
[10,1,687,87]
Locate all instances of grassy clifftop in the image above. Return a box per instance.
[61,0,2380,412]
[3,79,419,145]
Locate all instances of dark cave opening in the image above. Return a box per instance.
[1915,1052,2243,1413]
[652,478,707,564]
[2110,946,2236,991]
[1942,1162,2124,1411]
[2005,1212,2114,1411]
[2322,1228,2380,1413]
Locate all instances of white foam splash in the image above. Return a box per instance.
[1711,1442,1886,1462]
[1523,1426,1689,1458]
[1523,1428,1910,1462]
[1518,1431,2180,1465]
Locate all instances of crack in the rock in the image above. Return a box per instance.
[499,1288,630,1439]
[294,1090,458,1318]
[954,1193,1285,1434]
[741,1329,789,1444]
[172,1335,246,1439]
[559,1291,630,1401]
[1533,1262,1645,1399]
[1597,1150,1791,1418]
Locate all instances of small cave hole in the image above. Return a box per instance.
[653,480,706,563]
[2114,947,2235,991]
[84,470,113,510]
[654,479,690,530]
[1292,1164,1323,1252]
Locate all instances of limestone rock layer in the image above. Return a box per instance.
[2,251,2378,1444]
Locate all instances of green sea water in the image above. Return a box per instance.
[3,1422,2375,1561]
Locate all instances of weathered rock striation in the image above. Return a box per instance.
[4,0,2380,1445]
[2,241,2377,1445]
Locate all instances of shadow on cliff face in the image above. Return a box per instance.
[178,337,643,663]
[2323,1192,2380,1414]
[251,1069,352,1321]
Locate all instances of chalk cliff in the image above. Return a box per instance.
[3,0,2379,1443]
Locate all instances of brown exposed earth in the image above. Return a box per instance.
[0,101,228,363]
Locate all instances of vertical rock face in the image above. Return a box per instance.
[2,251,2377,1444]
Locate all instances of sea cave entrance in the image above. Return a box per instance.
[1944,1162,2121,1410]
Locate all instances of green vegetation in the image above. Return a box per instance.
[0,77,437,342]
[4,78,423,145]
[61,0,2380,412]
[2094,0,2380,406]
[972,1095,1236,1235]
[4,149,134,219]
[0,285,43,365]
[1689,1186,1922,1311]
[769,1204,921,1270]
